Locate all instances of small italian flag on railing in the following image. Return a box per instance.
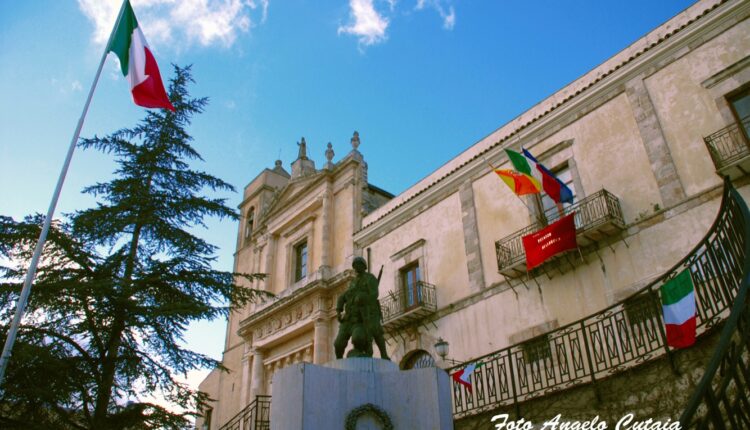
[107,0,174,111]
[452,362,485,392]
[661,269,697,348]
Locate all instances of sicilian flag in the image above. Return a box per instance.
[451,362,485,393]
[107,0,175,111]
[495,169,541,196]
[506,148,574,204]
[522,212,577,270]
[661,269,697,348]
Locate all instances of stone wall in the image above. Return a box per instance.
[454,326,721,430]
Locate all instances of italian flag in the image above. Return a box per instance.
[451,362,485,393]
[505,148,574,204]
[661,269,697,348]
[107,0,174,111]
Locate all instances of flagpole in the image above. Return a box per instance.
[0,0,128,388]
[484,156,545,226]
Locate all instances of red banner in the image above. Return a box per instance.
[522,213,577,270]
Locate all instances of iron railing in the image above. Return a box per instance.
[218,395,271,430]
[381,281,437,324]
[495,189,625,272]
[679,184,750,429]
[705,117,750,171]
[455,178,748,419]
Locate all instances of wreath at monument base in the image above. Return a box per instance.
[345,403,394,430]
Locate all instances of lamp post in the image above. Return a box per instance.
[434,337,460,366]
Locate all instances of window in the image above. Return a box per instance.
[522,334,551,364]
[202,408,213,430]
[624,293,658,326]
[245,207,255,240]
[294,240,308,282]
[401,263,421,308]
[539,163,577,224]
[728,88,750,138]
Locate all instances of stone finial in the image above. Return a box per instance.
[275,159,283,169]
[350,131,360,151]
[297,137,307,160]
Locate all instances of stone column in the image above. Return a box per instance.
[263,234,278,291]
[239,353,251,408]
[249,348,265,399]
[459,180,486,292]
[313,318,330,364]
[319,182,333,278]
[625,75,686,207]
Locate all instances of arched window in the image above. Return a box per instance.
[245,207,255,240]
[401,349,435,370]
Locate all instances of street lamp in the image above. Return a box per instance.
[434,337,460,365]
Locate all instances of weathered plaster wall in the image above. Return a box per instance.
[366,192,470,308]
[645,19,750,197]
[472,165,537,288]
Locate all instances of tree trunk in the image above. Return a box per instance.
[91,173,151,428]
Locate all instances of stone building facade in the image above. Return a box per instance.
[197,0,750,428]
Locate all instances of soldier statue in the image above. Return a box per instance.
[334,257,390,360]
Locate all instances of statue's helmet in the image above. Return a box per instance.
[352,256,367,270]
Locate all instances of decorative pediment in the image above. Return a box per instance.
[259,171,326,222]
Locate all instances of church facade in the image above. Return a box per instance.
[198,0,750,428]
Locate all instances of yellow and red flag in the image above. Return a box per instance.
[494,169,541,196]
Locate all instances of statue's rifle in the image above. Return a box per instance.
[377,265,383,286]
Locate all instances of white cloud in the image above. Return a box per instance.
[415,0,455,30]
[338,0,389,47]
[50,77,84,94]
[77,0,266,49]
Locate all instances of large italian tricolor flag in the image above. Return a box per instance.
[107,0,174,111]
[661,269,697,348]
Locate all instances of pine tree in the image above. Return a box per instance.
[0,65,265,429]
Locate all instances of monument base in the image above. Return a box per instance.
[270,357,454,429]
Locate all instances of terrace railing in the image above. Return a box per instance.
[454,178,749,420]
[495,189,625,274]
[381,281,437,330]
[679,184,750,429]
[218,395,271,430]
[705,117,750,172]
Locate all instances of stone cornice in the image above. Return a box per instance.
[702,54,750,88]
[237,269,353,338]
[354,0,747,247]
[238,183,277,210]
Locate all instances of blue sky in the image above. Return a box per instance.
[1,0,696,385]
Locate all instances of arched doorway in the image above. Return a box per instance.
[401,349,436,369]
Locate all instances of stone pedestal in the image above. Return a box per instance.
[271,358,454,429]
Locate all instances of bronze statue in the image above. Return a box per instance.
[334,257,390,360]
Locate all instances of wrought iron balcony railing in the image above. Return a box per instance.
[218,395,271,430]
[679,184,750,428]
[380,281,437,331]
[705,117,750,177]
[453,178,749,421]
[495,189,625,276]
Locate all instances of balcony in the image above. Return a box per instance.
[218,395,271,430]
[704,117,750,179]
[380,281,437,331]
[495,189,626,278]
